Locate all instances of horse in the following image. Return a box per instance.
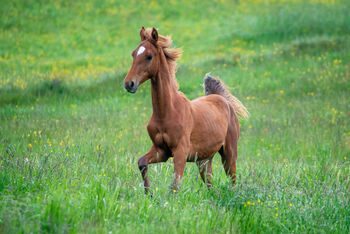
[124,27,249,193]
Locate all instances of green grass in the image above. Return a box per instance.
[1,0,349,233]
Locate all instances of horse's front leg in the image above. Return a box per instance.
[138,145,169,194]
[171,142,189,192]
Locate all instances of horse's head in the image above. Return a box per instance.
[124,27,160,93]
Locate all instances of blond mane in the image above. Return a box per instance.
[143,28,182,90]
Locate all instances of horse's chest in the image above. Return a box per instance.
[147,122,182,149]
[153,131,170,147]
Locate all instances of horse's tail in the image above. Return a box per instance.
[203,74,249,119]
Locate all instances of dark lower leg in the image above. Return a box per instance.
[220,145,237,184]
[138,146,168,194]
[138,156,150,193]
[222,157,236,184]
[196,159,213,189]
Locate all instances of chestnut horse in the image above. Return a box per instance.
[124,27,249,193]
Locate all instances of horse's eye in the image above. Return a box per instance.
[146,55,152,60]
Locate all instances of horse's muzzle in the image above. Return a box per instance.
[124,80,138,93]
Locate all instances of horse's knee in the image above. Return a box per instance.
[138,156,148,171]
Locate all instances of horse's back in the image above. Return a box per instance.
[191,94,229,116]
[188,94,230,160]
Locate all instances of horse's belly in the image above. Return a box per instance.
[188,121,227,161]
[187,141,223,161]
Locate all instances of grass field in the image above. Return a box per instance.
[1,0,349,233]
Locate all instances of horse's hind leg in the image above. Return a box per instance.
[138,145,169,194]
[196,159,213,189]
[220,111,240,184]
[219,143,237,184]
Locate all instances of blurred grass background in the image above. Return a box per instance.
[0,0,349,233]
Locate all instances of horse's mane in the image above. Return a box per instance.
[144,28,182,90]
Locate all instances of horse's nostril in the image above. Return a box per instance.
[130,81,134,88]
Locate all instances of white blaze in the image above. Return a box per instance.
[137,46,145,56]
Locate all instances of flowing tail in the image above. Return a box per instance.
[204,74,249,119]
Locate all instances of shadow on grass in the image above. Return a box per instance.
[0,72,127,107]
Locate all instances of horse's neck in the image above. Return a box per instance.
[151,51,178,119]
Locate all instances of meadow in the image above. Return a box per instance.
[0,0,349,233]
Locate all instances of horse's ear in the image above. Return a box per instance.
[140,26,146,41]
[151,27,158,42]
